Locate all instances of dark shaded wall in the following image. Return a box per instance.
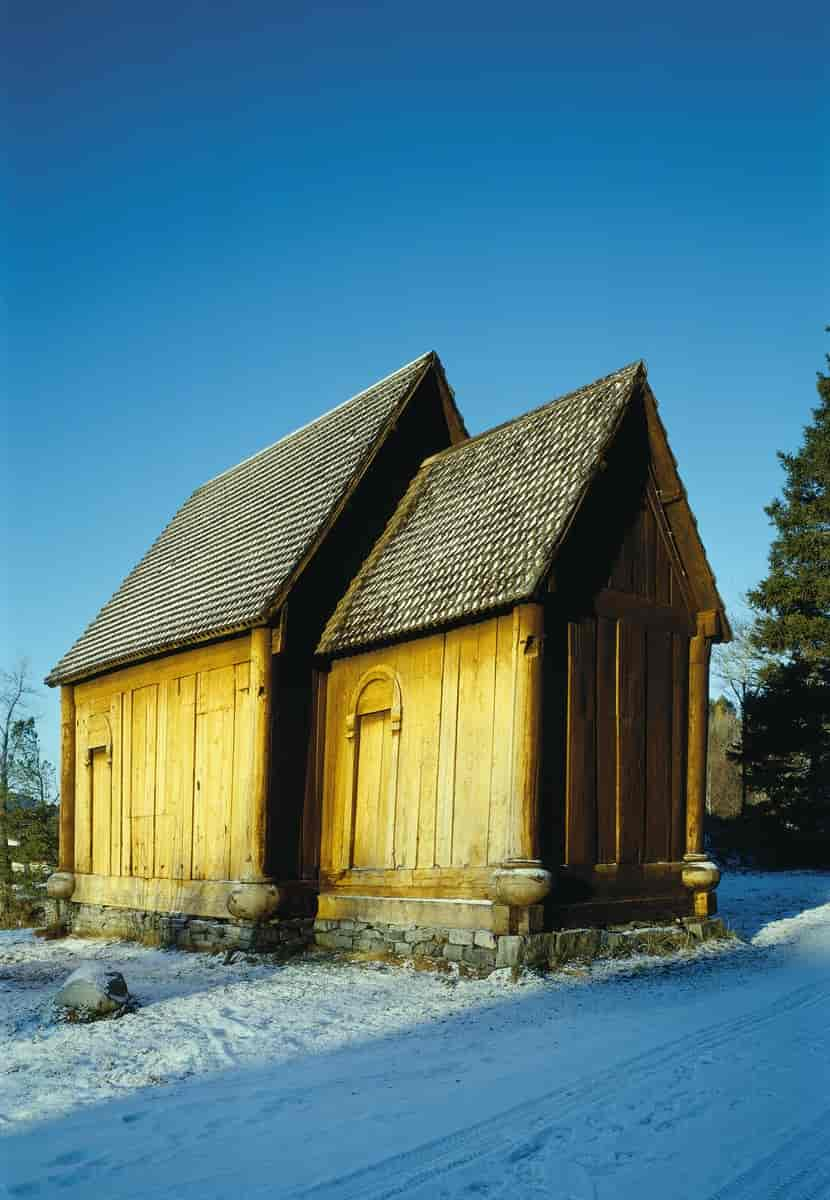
[268,370,459,881]
[539,392,694,894]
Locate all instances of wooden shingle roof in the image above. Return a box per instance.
[318,362,647,655]
[48,352,447,685]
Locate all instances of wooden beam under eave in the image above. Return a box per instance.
[642,385,731,641]
[271,606,286,654]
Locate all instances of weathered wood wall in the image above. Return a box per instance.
[72,635,254,885]
[561,487,694,869]
[536,393,701,924]
[320,612,524,894]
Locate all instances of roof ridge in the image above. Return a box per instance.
[420,360,645,469]
[195,350,436,492]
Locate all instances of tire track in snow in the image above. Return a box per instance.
[707,1106,830,1200]
[291,978,830,1200]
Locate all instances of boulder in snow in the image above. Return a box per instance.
[55,965,132,1018]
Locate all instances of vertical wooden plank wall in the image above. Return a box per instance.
[644,631,672,861]
[565,620,596,864]
[561,482,695,869]
[670,636,689,861]
[616,623,646,864]
[321,612,519,876]
[72,637,254,885]
[594,618,617,863]
[564,615,692,868]
[452,621,497,868]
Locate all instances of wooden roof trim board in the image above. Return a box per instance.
[644,474,698,623]
[260,353,466,623]
[641,382,731,640]
[318,362,730,657]
[48,352,462,687]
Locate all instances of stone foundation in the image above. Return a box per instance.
[315,918,501,969]
[314,915,730,972]
[62,901,315,956]
[54,902,728,970]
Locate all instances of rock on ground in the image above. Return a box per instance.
[55,964,131,1017]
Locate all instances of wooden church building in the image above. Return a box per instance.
[47,353,729,966]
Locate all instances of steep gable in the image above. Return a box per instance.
[319,362,727,655]
[48,352,461,685]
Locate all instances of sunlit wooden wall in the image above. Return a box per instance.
[72,635,254,883]
[320,612,522,882]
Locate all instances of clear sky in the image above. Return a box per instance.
[4,0,828,768]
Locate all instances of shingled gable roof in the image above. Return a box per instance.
[48,352,457,686]
[318,361,727,656]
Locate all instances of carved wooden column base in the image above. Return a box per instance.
[46,871,76,900]
[492,860,553,908]
[681,852,721,918]
[226,880,282,922]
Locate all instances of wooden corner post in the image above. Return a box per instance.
[682,612,721,916]
[247,625,272,882]
[226,626,281,922]
[59,685,76,871]
[493,604,553,911]
[508,604,544,863]
[47,685,78,902]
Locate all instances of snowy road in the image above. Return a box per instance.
[2,872,829,1199]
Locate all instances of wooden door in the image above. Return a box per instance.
[351,709,395,867]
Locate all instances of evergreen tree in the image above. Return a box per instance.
[744,338,830,855]
[749,339,830,661]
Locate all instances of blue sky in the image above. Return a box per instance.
[4,0,827,768]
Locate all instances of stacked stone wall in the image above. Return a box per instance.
[63,902,314,955]
[315,918,500,968]
[315,916,730,972]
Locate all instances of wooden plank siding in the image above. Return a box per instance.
[594,617,617,864]
[320,612,519,889]
[72,637,255,888]
[559,616,691,869]
[645,630,673,862]
[452,621,497,868]
[555,479,694,871]
[616,622,646,864]
[565,619,596,866]
[670,634,690,861]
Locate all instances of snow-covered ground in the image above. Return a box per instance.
[2,871,829,1199]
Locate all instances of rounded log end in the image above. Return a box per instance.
[227,882,282,922]
[492,862,553,908]
[46,871,76,901]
